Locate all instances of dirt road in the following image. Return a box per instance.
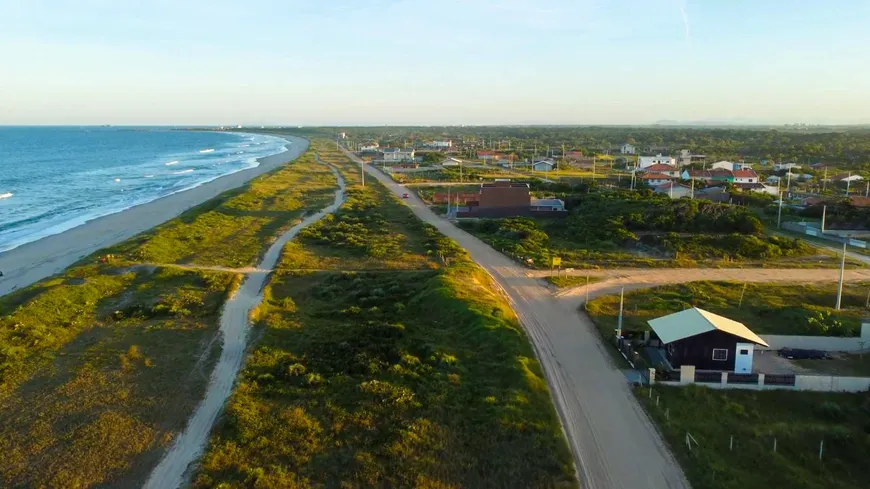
[343,148,690,489]
[143,162,346,489]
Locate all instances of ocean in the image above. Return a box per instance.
[0,127,290,252]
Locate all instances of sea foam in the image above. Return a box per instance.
[0,192,12,200]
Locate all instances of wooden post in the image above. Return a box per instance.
[819,440,824,459]
[730,436,733,451]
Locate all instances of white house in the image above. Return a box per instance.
[641,173,676,186]
[830,173,864,183]
[620,143,636,155]
[359,142,380,152]
[639,154,677,169]
[733,169,759,184]
[654,182,693,199]
[430,140,453,149]
[532,160,556,172]
[773,162,801,172]
[644,163,681,178]
[711,161,754,172]
[766,175,781,184]
[441,157,463,167]
[735,183,780,196]
[383,148,416,162]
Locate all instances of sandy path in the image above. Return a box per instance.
[0,136,310,298]
[341,147,690,489]
[142,160,346,489]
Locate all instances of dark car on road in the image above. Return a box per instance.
[779,348,829,360]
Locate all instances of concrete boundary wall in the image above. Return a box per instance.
[758,324,870,353]
[652,367,870,393]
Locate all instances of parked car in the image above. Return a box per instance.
[402,193,410,199]
[779,348,829,360]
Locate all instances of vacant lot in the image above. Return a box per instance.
[639,385,870,489]
[458,192,849,269]
[585,280,870,338]
[0,149,339,488]
[193,142,577,489]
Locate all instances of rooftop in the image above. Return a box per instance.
[647,307,769,347]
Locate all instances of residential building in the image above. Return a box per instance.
[429,140,453,149]
[766,175,781,184]
[735,183,779,196]
[383,148,416,162]
[441,157,463,167]
[647,308,769,373]
[639,154,677,169]
[567,157,596,169]
[711,161,753,172]
[653,182,693,199]
[678,149,706,166]
[643,163,681,178]
[733,169,759,184]
[532,160,556,172]
[478,150,495,161]
[773,162,801,172]
[620,143,636,155]
[681,169,735,183]
[641,173,676,186]
[564,150,584,160]
[830,173,864,183]
[455,181,568,218]
[358,142,380,152]
[530,198,566,212]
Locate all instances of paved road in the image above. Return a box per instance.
[143,161,346,489]
[341,147,690,489]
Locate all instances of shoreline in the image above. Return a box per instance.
[0,135,310,298]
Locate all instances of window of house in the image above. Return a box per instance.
[712,348,728,361]
[740,349,749,355]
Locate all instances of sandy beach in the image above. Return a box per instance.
[0,134,309,298]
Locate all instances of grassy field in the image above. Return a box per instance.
[795,353,870,377]
[192,140,577,489]
[638,385,870,489]
[0,146,342,488]
[585,281,870,338]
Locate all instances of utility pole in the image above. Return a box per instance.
[777,190,784,228]
[617,287,625,337]
[822,205,827,233]
[823,167,828,193]
[836,240,847,310]
[447,186,451,217]
[847,172,852,196]
[690,178,695,200]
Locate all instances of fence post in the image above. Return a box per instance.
[665,408,670,421]
[656,395,660,407]
[773,438,777,453]
[819,440,824,460]
[729,436,733,451]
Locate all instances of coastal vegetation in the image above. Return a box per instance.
[458,192,830,269]
[0,147,341,487]
[585,280,869,338]
[638,385,870,489]
[192,141,577,489]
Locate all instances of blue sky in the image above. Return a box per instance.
[0,0,867,125]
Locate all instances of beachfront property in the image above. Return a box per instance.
[383,148,416,162]
[638,154,676,169]
[646,308,768,373]
[455,181,567,218]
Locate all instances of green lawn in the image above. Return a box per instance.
[544,275,602,289]
[192,140,577,489]
[585,281,870,338]
[639,385,870,489]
